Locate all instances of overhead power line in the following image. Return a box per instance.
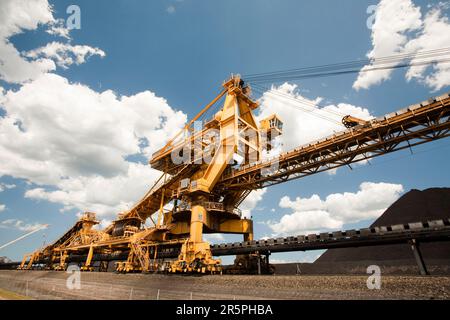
[251,84,343,125]
[243,47,450,124]
[243,47,450,83]
[252,83,346,116]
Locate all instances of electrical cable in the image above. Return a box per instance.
[251,85,343,124]
[251,82,347,117]
[243,47,450,84]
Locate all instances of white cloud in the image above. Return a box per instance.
[0,73,186,184]
[353,0,450,90]
[404,7,450,90]
[0,1,200,223]
[0,0,103,84]
[269,182,404,235]
[240,188,267,219]
[0,73,186,217]
[0,1,54,39]
[167,0,185,14]
[24,163,161,216]
[203,233,225,243]
[270,252,323,264]
[0,183,14,212]
[297,252,323,263]
[270,209,342,236]
[0,1,187,219]
[46,19,71,40]
[353,0,422,90]
[269,258,289,264]
[167,5,176,14]
[25,42,105,69]
[0,183,16,192]
[0,0,56,83]
[257,83,374,151]
[97,219,112,230]
[0,219,47,232]
[0,40,56,84]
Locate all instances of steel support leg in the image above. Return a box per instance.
[86,245,94,268]
[257,253,261,275]
[410,239,429,276]
[190,199,206,243]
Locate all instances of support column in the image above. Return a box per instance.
[190,197,207,243]
[243,219,254,242]
[26,253,36,270]
[58,251,68,270]
[410,239,429,276]
[257,252,261,275]
[85,245,94,270]
[19,254,30,269]
[169,195,221,273]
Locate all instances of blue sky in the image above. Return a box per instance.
[1,0,449,264]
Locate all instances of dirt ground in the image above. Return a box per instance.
[0,270,449,300]
[0,288,28,300]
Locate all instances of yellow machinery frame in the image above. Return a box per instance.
[19,77,450,274]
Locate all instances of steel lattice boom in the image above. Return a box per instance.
[218,93,450,190]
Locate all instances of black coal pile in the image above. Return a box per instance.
[275,188,450,275]
[0,256,11,264]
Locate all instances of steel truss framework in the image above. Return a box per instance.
[15,76,450,274]
[219,93,450,190]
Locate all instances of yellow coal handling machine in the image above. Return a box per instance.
[18,75,450,274]
[19,75,282,274]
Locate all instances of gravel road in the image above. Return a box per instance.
[0,270,448,300]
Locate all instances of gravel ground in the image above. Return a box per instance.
[0,287,28,300]
[0,270,448,300]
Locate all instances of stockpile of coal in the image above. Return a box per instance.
[0,257,17,270]
[0,257,12,264]
[275,188,450,275]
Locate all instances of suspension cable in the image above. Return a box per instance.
[251,85,343,125]
[251,83,347,118]
[243,47,450,83]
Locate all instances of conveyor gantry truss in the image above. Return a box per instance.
[19,75,450,274]
[11,217,450,276]
[218,93,450,190]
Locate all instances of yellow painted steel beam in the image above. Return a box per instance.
[219,92,450,189]
[215,218,253,235]
[152,88,227,162]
